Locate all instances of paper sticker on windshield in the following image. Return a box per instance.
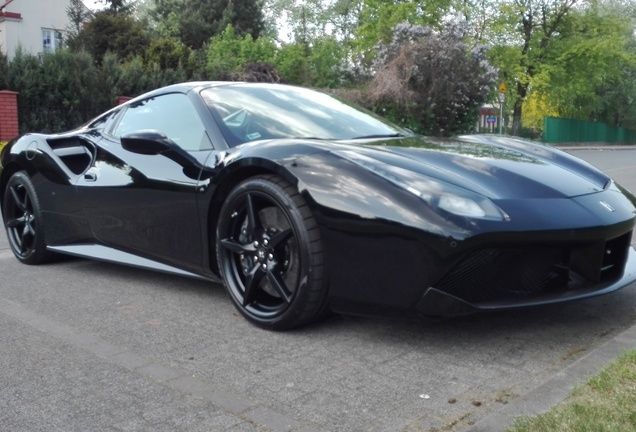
[247,132,261,140]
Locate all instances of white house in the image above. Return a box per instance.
[0,0,91,59]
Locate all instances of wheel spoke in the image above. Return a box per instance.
[243,263,265,306]
[266,270,293,304]
[267,228,292,249]
[25,218,36,237]
[17,228,28,252]
[220,238,256,254]
[9,186,26,212]
[23,195,31,214]
[245,193,262,238]
[6,216,25,229]
[20,223,34,244]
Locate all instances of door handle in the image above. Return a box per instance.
[84,170,98,182]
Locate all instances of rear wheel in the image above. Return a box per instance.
[3,171,54,264]
[216,175,327,330]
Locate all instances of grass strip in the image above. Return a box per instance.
[509,349,636,432]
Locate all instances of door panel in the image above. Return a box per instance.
[75,139,207,272]
[75,92,214,273]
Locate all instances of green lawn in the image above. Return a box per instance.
[509,349,636,431]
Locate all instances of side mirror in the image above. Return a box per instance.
[120,129,210,180]
[121,130,176,155]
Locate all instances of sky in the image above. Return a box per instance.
[84,0,103,11]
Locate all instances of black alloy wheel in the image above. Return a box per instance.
[3,171,54,264]
[217,175,327,330]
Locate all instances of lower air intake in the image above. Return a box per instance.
[435,232,632,305]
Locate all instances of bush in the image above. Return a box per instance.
[3,48,197,134]
[6,49,110,133]
[368,22,498,135]
[206,25,277,80]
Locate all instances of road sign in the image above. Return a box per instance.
[486,116,497,124]
[498,92,506,103]
[499,82,506,93]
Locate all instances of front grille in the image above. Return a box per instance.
[434,231,632,305]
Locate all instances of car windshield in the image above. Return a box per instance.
[200,84,410,147]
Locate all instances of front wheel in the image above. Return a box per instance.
[216,175,327,330]
[3,171,55,264]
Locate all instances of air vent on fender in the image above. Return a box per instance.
[46,138,96,175]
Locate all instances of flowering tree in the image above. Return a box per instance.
[369,22,497,135]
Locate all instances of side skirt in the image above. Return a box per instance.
[48,244,215,282]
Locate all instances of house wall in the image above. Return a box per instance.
[0,15,24,58]
[0,0,84,59]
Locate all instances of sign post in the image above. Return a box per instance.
[498,82,506,135]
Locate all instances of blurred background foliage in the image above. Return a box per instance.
[1,0,635,136]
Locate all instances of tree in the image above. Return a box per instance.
[66,0,93,51]
[534,1,636,128]
[206,24,276,79]
[77,11,150,64]
[266,0,329,44]
[150,0,265,49]
[98,0,130,13]
[275,42,310,84]
[307,37,348,87]
[328,0,365,44]
[0,51,8,90]
[355,0,473,54]
[117,56,151,96]
[368,22,498,135]
[486,0,582,135]
[144,37,193,72]
[264,0,361,85]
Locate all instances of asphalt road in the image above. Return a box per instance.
[1,147,636,432]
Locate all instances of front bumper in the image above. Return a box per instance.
[416,242,636,316]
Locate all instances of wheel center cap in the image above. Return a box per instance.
[257,248,267,262]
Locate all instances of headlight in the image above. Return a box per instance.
[335,150,509,221]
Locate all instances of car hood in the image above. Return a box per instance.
[345,134,611,200]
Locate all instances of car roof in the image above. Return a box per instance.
[130,81,234,100]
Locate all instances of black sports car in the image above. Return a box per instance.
[2,82,636,329]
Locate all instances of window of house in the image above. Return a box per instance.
[42,29,64,53]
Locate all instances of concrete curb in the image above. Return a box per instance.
[467,312,636,431]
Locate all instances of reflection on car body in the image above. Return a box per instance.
[1,82,635,330]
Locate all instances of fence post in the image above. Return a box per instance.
[0,90,19,141]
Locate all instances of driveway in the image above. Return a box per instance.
[1,147,635,431]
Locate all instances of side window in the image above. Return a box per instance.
[113,93,211,151]
[88,110,119,130]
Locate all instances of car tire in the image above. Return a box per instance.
[216,175,328,330]
[3,171,55,265]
